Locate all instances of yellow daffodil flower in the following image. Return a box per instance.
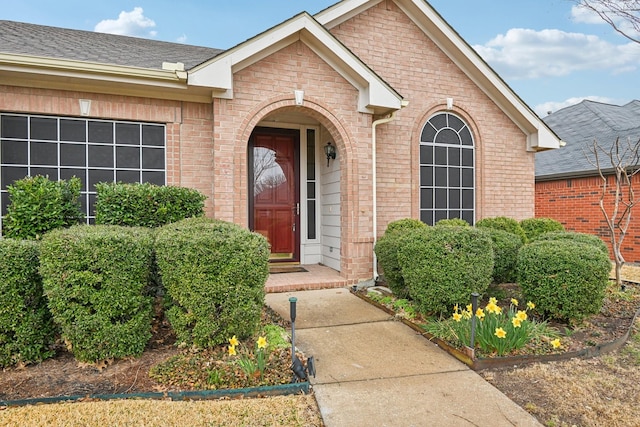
[453,304,459,312]
[462,310,472,320]
[476,308,485,320]
[486,302,498,314]
[228,345,237,356]
[494,305,503,315]
[257,336,268,349]
[516,310,528,321]
[489,297,498,305]
[466,304,473,312]
[495,327,507,339]
[452,312,463,322]
[229,335,239,347]
[551,338,561,349]
[511,298,519,306]
[527,301,535,310]
[512,317,522,328]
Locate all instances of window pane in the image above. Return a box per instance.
[1,116,28,139]
[1,166,28,189]
[30,142,57,165]
[435,128,459,145]
[142,125,164,146]
[420,123,436,143]
[420,188,433,209]
[420,166,433,186]
[434,210,448,223]
[116,146,140,168]
[30,117,57,140]
[1,192,10,216]
[448,115,464,132]
[462,210,474,225]
[462,149,474,167]
[142,147,165,169]
[307,200,316,240]
[88,145,114,167]
[306,129,315,180]
[142,171,165,185]
[420,145,433,164]
[88,121,113,143]
[435,188,447,208]
[420,209,433,226]
[89,169,114,188]
[60,119,86,142]
[462,189,474,209]
[116,123,140,145]
[307,182,316,198]
[60,168,86,191]
[462,168,474,187]
[435,167,447,187]
[448,147,460,166]
[116,170,140,183]
[89,194,97,217]
[460,127,473,146]
[434,146,447,164]
[449,189,461,208]
[31,167,58,180]
[60,143,86,166]
[448,168,460,187]
[1,140,28,164]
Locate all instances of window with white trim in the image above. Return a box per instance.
[419,112,475,225]
[0,113,166,226]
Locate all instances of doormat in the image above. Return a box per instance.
[269,266,308,274]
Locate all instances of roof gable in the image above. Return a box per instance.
[316,0,561,151]
[188,12,403,114]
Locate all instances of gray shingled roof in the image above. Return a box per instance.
[536,100,640,179]
[0,20,223,70]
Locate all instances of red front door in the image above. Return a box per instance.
[249,128,300,262]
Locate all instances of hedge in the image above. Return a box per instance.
[520,217,564,242]
[398,226,494,315]
[2,175,84,239]
[517,239,611,323]
[375,218,429,297]
[95,182,206,228]
[532,231,609,256]
[480,228,523,284]
[39,225,155,362]
[476,216,528,244]
[0,239,55,367]
[155,217,270,348]
[435,218,470,227]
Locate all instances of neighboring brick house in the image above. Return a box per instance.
[0,0,559,282]
[536,100,640,262]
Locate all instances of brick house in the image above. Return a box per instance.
[0,0,559,282]
[536,100,640,262]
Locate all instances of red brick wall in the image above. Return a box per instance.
[536,175,640,262]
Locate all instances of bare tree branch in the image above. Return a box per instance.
[572,0,640,44]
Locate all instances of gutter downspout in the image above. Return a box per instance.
[371,101,408,282]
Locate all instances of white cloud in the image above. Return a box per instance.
[177,34,188,44]
[94,7,157,38]
[534,95,624,117]
[473,28,640,80]
[571,2,640,40]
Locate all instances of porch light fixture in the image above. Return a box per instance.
[294,90,304,106]
[79,99,91,116]
[324,141,336,167]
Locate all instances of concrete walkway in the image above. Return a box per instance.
[266,288,542,427]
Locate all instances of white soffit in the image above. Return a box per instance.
[188,13,402,114]
[316,0,561,151]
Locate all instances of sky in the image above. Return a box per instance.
[1,0,639,117]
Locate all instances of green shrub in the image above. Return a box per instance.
[95,182,206,228]
[476,216,527,244]
[155,217,269,348]
[0,239,55,367]
[2,175,84,239]
[532,231,609,256]
[398,226,494,315]
[520,218,564,242]
[480,229,523,284]
[39,225,154,362]
[375,218,429,297]
[435,218,469,227]
[517,240,611,323]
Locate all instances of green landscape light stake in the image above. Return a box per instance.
[470,292,479,348]
[289,296,316,382]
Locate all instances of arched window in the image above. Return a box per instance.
[419,112,475,225]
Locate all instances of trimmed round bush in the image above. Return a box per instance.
[40,225,154,362]
[398,226,494,315]
[532,231,609,256]
[520,217,564,242]
[476,216,527,244]
[517,240,611,323]
[0,239,55,367]
[155,217,269,348]
[375,218,429,297]
[480,228,523,284]
[435,218,469,227]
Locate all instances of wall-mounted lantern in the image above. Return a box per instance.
[324,142,336,167]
